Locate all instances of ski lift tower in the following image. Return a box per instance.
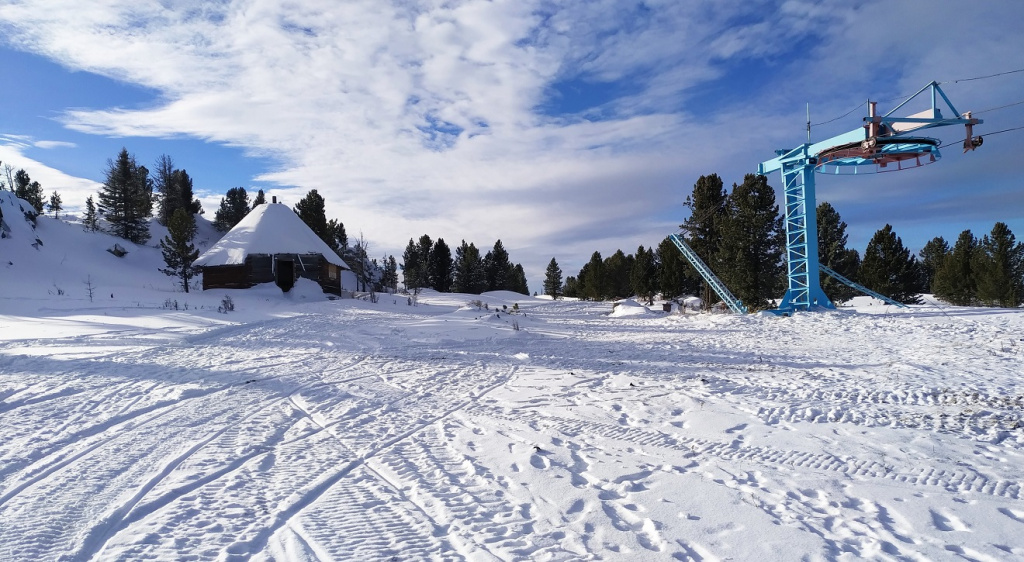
[757,81,983,314]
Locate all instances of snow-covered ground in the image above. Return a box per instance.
[3,197,1024,561]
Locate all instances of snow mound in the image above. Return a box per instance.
[610,298,652,317]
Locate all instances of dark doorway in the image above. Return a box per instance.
[276,259,295,292]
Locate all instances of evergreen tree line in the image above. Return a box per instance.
[558,173,1024,310]
[401,237,529,296]
[922,224,1024,307]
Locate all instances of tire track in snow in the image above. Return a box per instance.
[0,341,377,561]
[220,363,521,561]
[70,355,384,561]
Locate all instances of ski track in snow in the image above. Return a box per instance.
[2,299,1024,560]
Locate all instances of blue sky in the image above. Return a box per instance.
[2,0,1023,291]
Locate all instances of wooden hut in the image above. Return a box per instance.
[195,201,350,294]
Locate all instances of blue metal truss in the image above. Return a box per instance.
[774,157,834,313]
[668,233,747,314]
[819,264,907,308]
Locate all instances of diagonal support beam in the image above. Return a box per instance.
[668,234,747,314]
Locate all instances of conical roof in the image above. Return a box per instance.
[195,202,349,269]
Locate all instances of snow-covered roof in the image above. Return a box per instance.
[195,203,349,269]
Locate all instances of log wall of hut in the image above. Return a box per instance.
[201,264,251,290]
[201,253,342,295]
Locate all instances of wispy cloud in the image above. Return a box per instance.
[1,0,1022,281]
[33,140,77,149]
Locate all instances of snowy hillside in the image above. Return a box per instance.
[3,196,1024,560]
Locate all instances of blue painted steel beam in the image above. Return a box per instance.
[819,264,907,308]
[668,233,748,314]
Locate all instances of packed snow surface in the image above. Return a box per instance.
[3,205,1024,560]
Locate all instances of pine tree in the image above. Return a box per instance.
[294,189,330,246]
[453,240,486,294]
[326,219,347,255]
[173,169,202,216]
[717,174,784,310]
[83,195,99,232]
[918,236,949,293]
[859,224,924,305]
[544,258,563,299]
[251,189,267,207]
[604,249,633,300]
[47,190,63,219]
[974,222,1024,307]
[384,255,397,292]
[348,232,373,291]
[511,264,529,295]
[485,240,511,291]
[14,169,45,213]
[382,255,399,292]
[816,202,860,304]
[154,154,176,225]
[563,276,580,298]
[429,238,454,292]
[656,237,698,300]
[213,187,250,232]
[402,238,422,293]
[416,235,433,291]
[159,208,200,293]
[154,156,200,224]
[682,174,728,309]
[582,251,605,301]
[932,230,977,306]
[98,148,153,244]
[630,245,657,304]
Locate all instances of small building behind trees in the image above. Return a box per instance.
[195,200,350,294]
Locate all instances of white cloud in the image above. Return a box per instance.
[0,141,103,212]
[1,0,1022,286]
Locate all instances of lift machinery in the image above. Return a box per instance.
[756,81,983,314]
